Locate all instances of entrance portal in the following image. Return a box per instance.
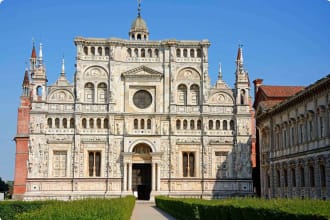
[132,164,151,200]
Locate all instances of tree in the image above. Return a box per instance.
[0,177,9,192]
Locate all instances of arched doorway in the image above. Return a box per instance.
[132,143,152,200]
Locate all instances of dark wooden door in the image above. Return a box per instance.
[132,164,151,200]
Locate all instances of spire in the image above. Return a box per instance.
[61,56,65,76]
[236,44,243,64]
[31,39,36,59]
[30,39,37,72]
[38,43,43,66]
[138,0,141,17]
[218,62,223,80]
[22,66,30,96]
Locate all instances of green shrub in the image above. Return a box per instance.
[155,196,330,220]
[0,196,135,220]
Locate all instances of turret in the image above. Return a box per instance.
[22,67,30,97]
[234,44,250,106]
[129,0,149,40]
[30,42,47,101]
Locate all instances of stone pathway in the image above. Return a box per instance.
[131,201,176,220]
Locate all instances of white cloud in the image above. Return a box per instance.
[0,0,4,4]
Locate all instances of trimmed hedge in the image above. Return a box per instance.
[0,200,48,220]
[0,196,135,220]
[155,196,330,220]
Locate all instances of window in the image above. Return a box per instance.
[105,47,110,56]
[104,119,109,129]
[91,47,95,55]
[320,164,326,187]
[277,170,281,187]
[309,166,315,187]
[176,49,181,57]
[127,48,132,57]
[230,120,235,130]
[154,49,159,57]
[190,84,199,105]
[267,173,270,188]
[48,118,52,128]
[183,152,195,177]
[209,120,213,130]
[88,151,101,177]
[183,49,187,57]
[141,119,145,129]
[70,118,74,128]
[97,83,107,103]
[291,168,296,187]
[134,119,138,129]
[291,127,295,146]
[147,49,152,57]
[53,151,67,177]
[82,118,87,129]
[190,120,195,130]
[183,120,188,129]
[84,46,88,55]
[240,90,245,105]
[320,116,324,138]
[141,49,145,57]
[55,118,60,128]
[299,124,304,143]
[177,84,187,105]
[98,47,102,56]
[147,119,151,129]
[84,83,94,103]
[309,120,313,141]
[37,86,43,97]
[197,49,201,58]
[223,120,228,130]
[176,120,181,130]
[284,169,288,187]
[134,48,138,57]
[300,167,305,187]
[197,120,201,130]
[190,49,194,57]
[97,118,101,129]
[215,120,220,130]
[89,119,94,129]
[63,118,67,128]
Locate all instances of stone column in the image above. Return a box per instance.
[157,163,161,191]
[128,162,132,191]
[152,162,156,191]
[123,163,127,191]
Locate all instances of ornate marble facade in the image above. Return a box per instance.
[14,8,253,200]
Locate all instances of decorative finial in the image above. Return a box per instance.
[218,62,223,80]
[39,43,43,59]
[61,55,65,76]
[25,61,28,71]
[137,0,141,17]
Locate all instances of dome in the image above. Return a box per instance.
[130,16,148,33]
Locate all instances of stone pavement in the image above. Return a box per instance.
[131,201,176,220]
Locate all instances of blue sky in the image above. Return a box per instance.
[0,0,329,181]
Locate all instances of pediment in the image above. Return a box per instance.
[121,66,162,81]
[48,89,74,103]
[209,92,234,105]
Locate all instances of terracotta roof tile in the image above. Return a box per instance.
[260,85,304,98]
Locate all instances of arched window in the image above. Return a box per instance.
[230,120,235,130]
[97,83,107,103]
[89,119,94,129]
[190,120,195,130]
[63,118,67,128]
[105,47,110,56]
[309,165,315,187]
[147,119,151,129]
[240,89,246,105]
[197,49,201,58]
[84,46,88,55]
[291,168,296,187]
[91,47,95,55]
[176,120,181,130]
[37,86,43,97]
[134,119,138,129]
[216,120,220,130]
[183,120,188,129]
[134,48,138,57]
[141,119,145,129]
[84,83,94,103]
[284,169,288,187]
[133,144,152,154]
[190,49,194,57]
[320,164,326,187]
[97,118,101,129]
[55,118,60,128]
[190,84,199,105]
[141,49,145,57]
[47,118,52,128]
[223,120,228,130]
[70,118,74,128]
[300,167,305,187]
[104,118,109,129]
[176,49,181,57]
[127,48,132,57]
[82,118,87,129]
[197,120,201,130]
[137,34,141,40]
[147,49,152,57]
[183,49,187,57]
[183,152,195,177]
[98,47,102,56]
[209,120,213,130]
[177,84,187,105]
[154,49,159,58]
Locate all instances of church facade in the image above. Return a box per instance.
[13,7,253,200]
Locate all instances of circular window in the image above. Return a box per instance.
[133,90,152,109]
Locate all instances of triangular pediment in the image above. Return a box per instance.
[122,65,162,81]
